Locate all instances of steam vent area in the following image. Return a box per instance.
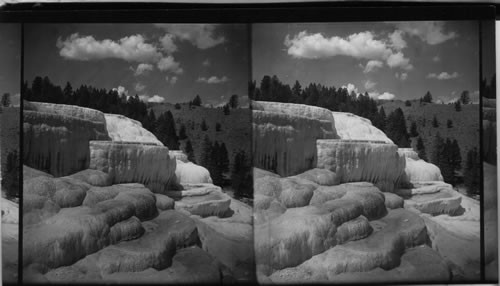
[22,101,254,283]
[252,101,482,283]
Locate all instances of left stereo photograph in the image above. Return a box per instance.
[22,23,254,284]
[1,23,21,285]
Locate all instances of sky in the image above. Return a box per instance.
[253,21,480,103]
[24,24,249,106]
[0,24,21,106]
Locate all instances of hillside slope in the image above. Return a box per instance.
[150,103,252,172]
[381,101,479,170]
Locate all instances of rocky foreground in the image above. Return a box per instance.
[22,102,254,283]
[253,101,481,283]
[2,195,19,283]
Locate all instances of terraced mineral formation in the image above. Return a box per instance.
[398,148,443,182]
[104,113,163,146]
[253,101,477,283]
[22,103,255,284]
[89,141,177,194]
[23,102,110,177]
[317,139,405,192]
[331,112,393,143]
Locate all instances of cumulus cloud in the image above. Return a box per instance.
[342,83,359,95]
[155,24,225,49]
[386,52,413,70]
[197,75,229,84]
[395,21,457,45]
[364,80,377,90]
[148,95,165,103]
[112,86,128,97]
[159,34,177,53]
[157,56,183,74]
[134,63,153,76]
[388,30,407,50]
[363,60,383,73]
[57,33,162,62]
[432,56,441,62]
[165,76,178,85]
[284,31,413,70]
[369,91,395,100]
[139,94,165,103]
[427,71,459,80]
[135,82,146,92]
[395,72,408,80]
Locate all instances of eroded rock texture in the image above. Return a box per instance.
[89,141,177,194]
[105,113,163,146]
[317,140,405,192]
[23,102,110,177]
[252,101,336,177]
[331,111,393,143]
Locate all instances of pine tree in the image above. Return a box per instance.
[1,93,11,107]
[223,104,230,115]
[179,124,187,140]
[201,119,208,131]
[184,139,196,163]
[447,119,453,128]
[211,141,224,186]
[440,138,454,184]
[220,143,230,173]
[416,137,427,161]
[192,95,202,106]
[454,100,462,111]
[432,115,439,127]
[229,94,239,109]
[422,91,433,103]
[385,108,410,147]
[431,133,444,165]
[199,135,213,170]
[464,148,480,196]
[450,139,462,176]
[410,121,418,137]
[231,150,252,198]
[215,122,221,132]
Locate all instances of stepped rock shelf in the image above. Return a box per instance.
[253,101,480,283]
[22,102,255,283]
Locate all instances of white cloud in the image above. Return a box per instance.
[134,63,153,76]
[112,86,128,97]
[155,24,225,49]
[395,21,458,45]
[57,33,161,63]
[197,75,229,84]
[157,56,183,74]
[202,59,211,66]
[369,91,395,100]
[363,60,383,73]
[432,56,441,62]
[139,94,165,103]
[148,95,165,103]
[395,72,408,81]
[364,80,377,90]
[159,34,178,53]
[342,83,359,95]
[427,71,459,80]
[135,82,146,92]
[284,31,412,70]
[386,52,413,70]
[388,30,407,50]
[170,76,178,84]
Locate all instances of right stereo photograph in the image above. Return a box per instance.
[251,21,495,283]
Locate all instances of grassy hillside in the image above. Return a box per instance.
[150,103,252,173]
[381,100,479,171]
